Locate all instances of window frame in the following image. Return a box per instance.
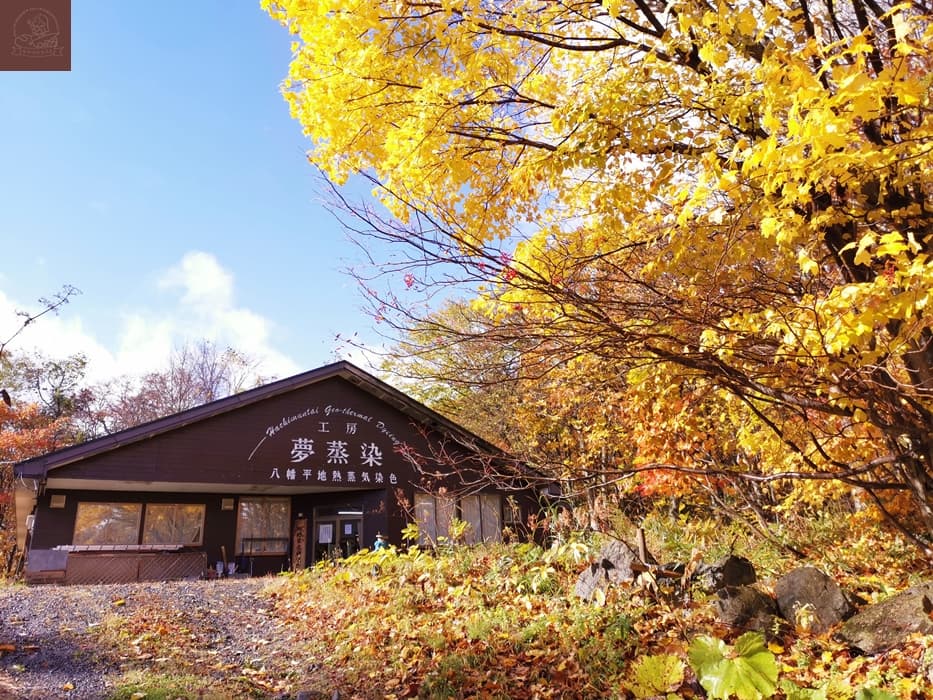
[415,492,503,546]
[461,493,502,544]
[235,496,291,556]
[414,492,437,546]
[142,503,206,547]
[73,502,143,546]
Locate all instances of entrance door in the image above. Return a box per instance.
[312,516,362,561]
[314,519,337,561]
[338,518,361,558]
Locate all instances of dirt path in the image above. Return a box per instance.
[0,577,332,699]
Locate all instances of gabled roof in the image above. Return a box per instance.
[15,361,502,479]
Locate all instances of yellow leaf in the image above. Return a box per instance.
[853,233,876,266]
[797,250,819,276]
[761,217,779,239]
[735,8,757,36]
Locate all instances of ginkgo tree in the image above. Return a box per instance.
[265,0,932,551]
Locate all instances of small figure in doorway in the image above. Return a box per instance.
[373,532,389,551]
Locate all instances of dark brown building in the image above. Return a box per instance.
[13,362,539,584]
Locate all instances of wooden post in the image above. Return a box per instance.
[291,516,307,571]
[636,527,648,564]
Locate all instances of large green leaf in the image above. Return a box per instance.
[687,635,730,674]
[629,653,685,698]
[688,632,778,700]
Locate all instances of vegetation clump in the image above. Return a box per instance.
[261,514,932,699]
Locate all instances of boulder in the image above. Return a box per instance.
[600,538,642,584]
[837,581,933,654]
[693,555,757,593]
[774,566,856,635]
[574,538,640,601]
[715,585,786,638]
[574,562,609,601]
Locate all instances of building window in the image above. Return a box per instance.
[414,492,502,546]
[461,494,502,544]
[236,497,290,555]
[73,503,142,546]
[414,493,437,546]
[414,492,458,546]
[143,504,205,546]
[437,494,456,541]
[505,497,521,527]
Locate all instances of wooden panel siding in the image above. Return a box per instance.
[46,378,443,488]
[31,489,235,557]
[32,488,403,573]
[16,364,544,583]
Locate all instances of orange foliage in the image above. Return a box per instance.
[0,402,75,575]
[0,402,72,463]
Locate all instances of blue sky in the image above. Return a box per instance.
[0,2,387,383]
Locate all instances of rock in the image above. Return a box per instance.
[715,585,786,638]
[601,538,642,583]
[774,566,856,635]
[574,538,640,601]
[574,562,609,601]
[837,581,933,654]
[693,555,757,593]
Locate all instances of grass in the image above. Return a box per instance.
[3,505,930,698]
[107,671,224,700]
[256,511,931,698]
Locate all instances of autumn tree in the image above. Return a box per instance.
[0,351,91,464]
[2,352,94,424]
[0,285,79,407]
[88,340,270,434]
[382,301,783,539]
[266,0,932,551]
[0,287,81,573]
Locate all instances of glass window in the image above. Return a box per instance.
[143,504,205,546]
[461,494,502,544]
[437,494,456,541]
[505,497,522,525]
[416,493,504,546]
[74,503,142,546]
[461,495,481,545]
[236,497,290,555]
[414,492,436,546]
[480,494,502,542]
[414,492,458,546]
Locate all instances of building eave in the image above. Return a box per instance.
[14,361,511,480]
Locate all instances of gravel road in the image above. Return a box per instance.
[0,577,322,699]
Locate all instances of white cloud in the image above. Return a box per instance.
[0,289,117,382]
[114,314,176,379]
[0,251,302,384]
[158,251,235,311]
[338,341,385,374]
